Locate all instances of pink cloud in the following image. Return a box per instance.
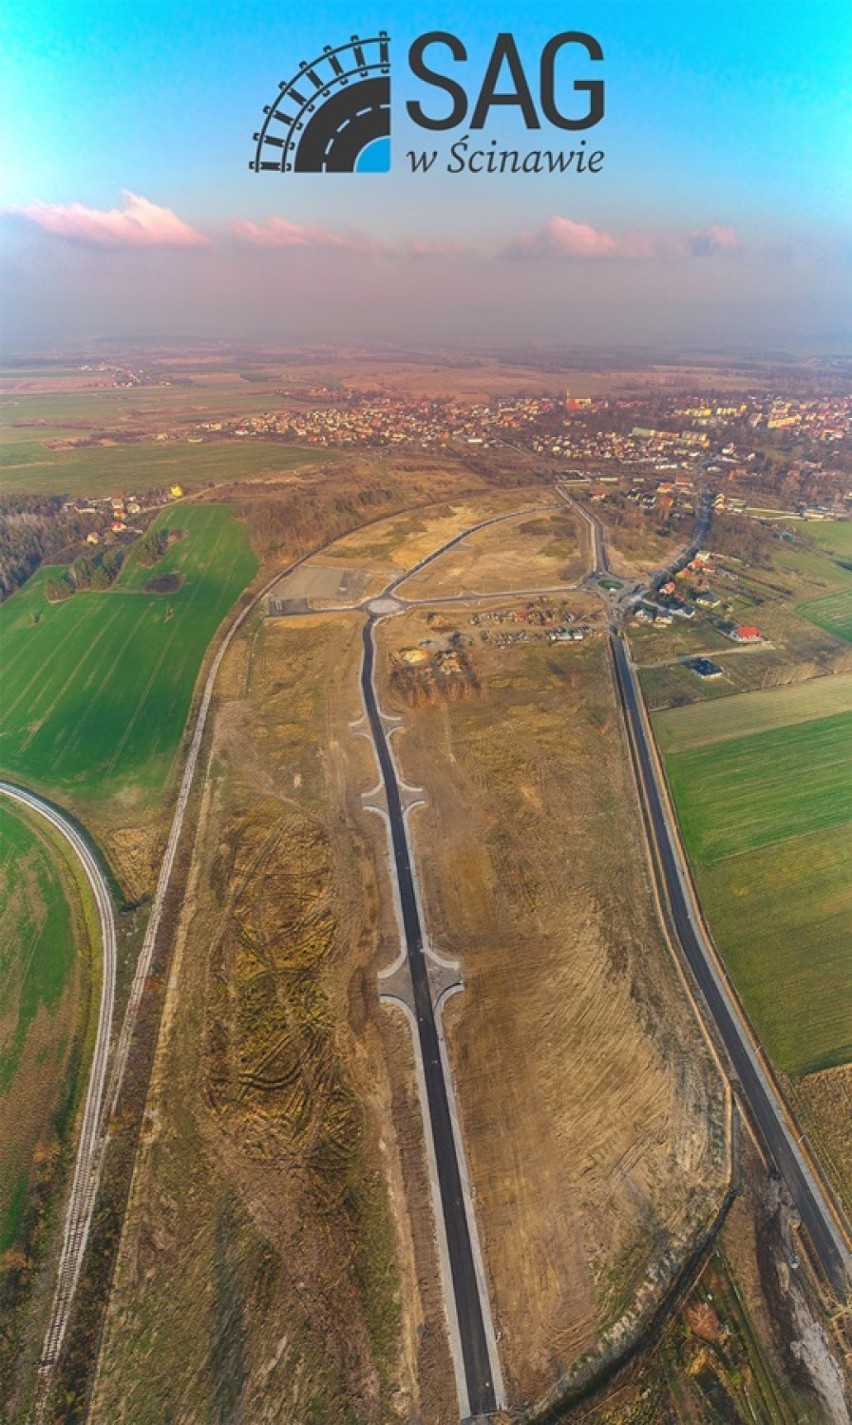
[508,217,742,262]
[509,217,657,260]
[231,216,386,254]
[689,224,740,256]
[12,191,209,248]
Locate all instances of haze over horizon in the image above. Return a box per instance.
[2,0,850,353]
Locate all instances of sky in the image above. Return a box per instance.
[1,0,850,352]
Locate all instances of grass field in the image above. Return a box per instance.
[801,520,852,560]
[697,825,852,1074]
[0,800,92,1258]
[778,520,852,644]
[665,712,851,864]
[654,671,852,753]
[0,439,324,496]
[0,505,257,800]
[796,588,852,643]
[657,672,852,1077]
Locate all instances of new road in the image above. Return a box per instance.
[565,488,849,1290]
[0,783,117,1374]
[610,634,850,1292]
[360,617,499,1420]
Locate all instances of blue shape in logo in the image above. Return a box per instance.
[355,135,391,172]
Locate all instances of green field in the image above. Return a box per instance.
[802,520,852,560]
[657,671,852,1076]
[796,588,852,643]
[0,439,324,496]
[0,504,258,800]
[654,671,852,753]
[0,800,92,1255]
[777,520,852,643]
[665,712,851,864]
[697,825,852,1074]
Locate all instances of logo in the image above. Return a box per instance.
[250,30,605,178]
[250,33,391,174]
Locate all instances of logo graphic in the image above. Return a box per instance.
[250,33,391,173]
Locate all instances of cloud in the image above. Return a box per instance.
[508,217,655,260]
[688,224,740,256]
[508,216,741,261]
[10,191,209,248]
[231,216,386,253]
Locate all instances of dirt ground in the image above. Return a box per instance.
[90,484,735,1420]
[396,508,584,600]
[572,1135,850,1425]
[376,613,729,1408]
[788,1065,852,1220]
[90,613,457,1423]
[317,487,554,586]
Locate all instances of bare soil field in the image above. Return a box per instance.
[590,509,681,578]
[93,571,729,1419]
[267,561,371,606]
[396,507,584,599]
[317,487,553,586]
[91,614,438,1423]
[240,354,786,401]
[376,613,728,1406]
[788,1064,852,1217]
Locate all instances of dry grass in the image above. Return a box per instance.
[377,615,728,1406]
[395,507,585,600]
[788,1065,852,1217]
[91,615,420,1424]
[318,487,552,582]
[93,494,730,1418]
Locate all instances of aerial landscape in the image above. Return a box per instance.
[1,2,850,1423]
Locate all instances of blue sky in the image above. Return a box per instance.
[1,0,850,348]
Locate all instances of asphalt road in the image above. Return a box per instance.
[587,480,849,1291]
[0,782,117,1374]
[360,619,498,1419]
[609,634,850,1294]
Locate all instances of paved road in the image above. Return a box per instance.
[609,632,850,1294]
[564,484,849,1288]
[0,782,117,1375]
[360,618,498,1419]
[562,486,850,1290]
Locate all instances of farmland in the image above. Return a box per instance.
[0,504,257,802]
[656,675,852,1083]
[654,670,852,753]
[0,439,324,497]
[796,587,852,643]
[665,712,851,864]
[696,825,851,1075]
[0,369,327,496]
[0,799,94,1373]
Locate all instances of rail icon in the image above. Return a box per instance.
[250,32,391,173]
